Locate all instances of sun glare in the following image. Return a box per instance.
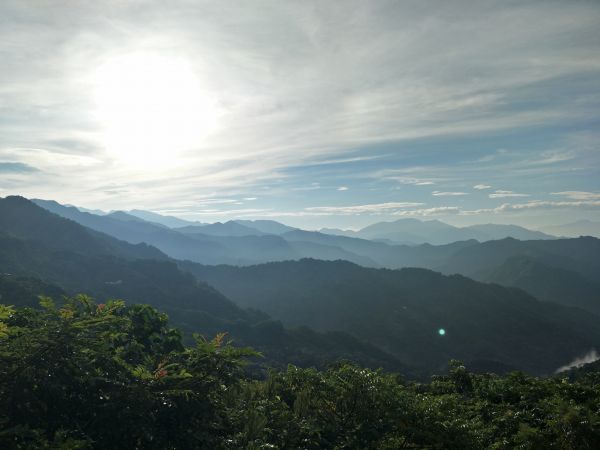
[93,53,217,168]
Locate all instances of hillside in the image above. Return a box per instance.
[486,256,600,315]
[438,236,600,282]
[0,197,403,372]
[1,196,163,260]
[188,259,600,376]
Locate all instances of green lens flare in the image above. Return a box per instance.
[438,328,446,336]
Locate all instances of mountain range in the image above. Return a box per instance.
[321,218,555,244]
[539,219,600,238]
[1,195,599,377]
[29,199,600,316]
[1,196,404,372]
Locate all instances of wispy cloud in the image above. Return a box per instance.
[473,184,491,190]
[337,186,349,191]
[464,200,600,215]
[392,206,460,216]
[432,191,468,197]
[551,191,600,200]
[394,177,436,186]
[497,200,600,211]
[489,190,530,198]
[305,202,424,215]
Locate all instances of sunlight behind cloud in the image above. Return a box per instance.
[93,52,218,169]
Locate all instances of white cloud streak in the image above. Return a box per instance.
[489,190,530,198]
[392,206,461,216]
[551,191,600,200]
[305,202,424,215]
[432,191,468,197]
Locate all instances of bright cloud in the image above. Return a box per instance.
[473,184,492,190]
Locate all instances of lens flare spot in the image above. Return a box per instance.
[438,328,446,336]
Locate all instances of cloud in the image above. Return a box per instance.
[556,349,599,373]
[292,185,321,191]
[305,202,424,215]
[301,155,387,166]
[392,206,460,216]
[184,208,272,217]
[194,198,240,206]
[489,190,530,198]
[497,200,600,211]
[473,184,491,190]
[463,199,600,215]
[394,178,436,186]
[0,0,598,222]
[337,186,349,191]
[432,191,468,196]
[379,199,600,217]
[551,191,600,200]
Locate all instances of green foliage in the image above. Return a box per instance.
[2,298,599,449]
[0,296,257,449]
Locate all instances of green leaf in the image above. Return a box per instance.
[0,304,15,320]
[38,296,56,311]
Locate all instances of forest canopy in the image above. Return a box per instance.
[1,296,599,449]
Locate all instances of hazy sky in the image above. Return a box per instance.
[1,0,599,229]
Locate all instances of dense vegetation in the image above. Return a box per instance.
[1,297,599,450]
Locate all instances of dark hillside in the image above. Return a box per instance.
[189,258,600,376]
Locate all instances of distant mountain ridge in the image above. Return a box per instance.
[321,218,555,244]
[177,221,266,237]
[540,219,600,238]
[74,203,556,243]
[127,209,205,228]
[29,198,600,316]
[32,199,380,266]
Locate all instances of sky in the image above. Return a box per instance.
[1,0,599,230]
